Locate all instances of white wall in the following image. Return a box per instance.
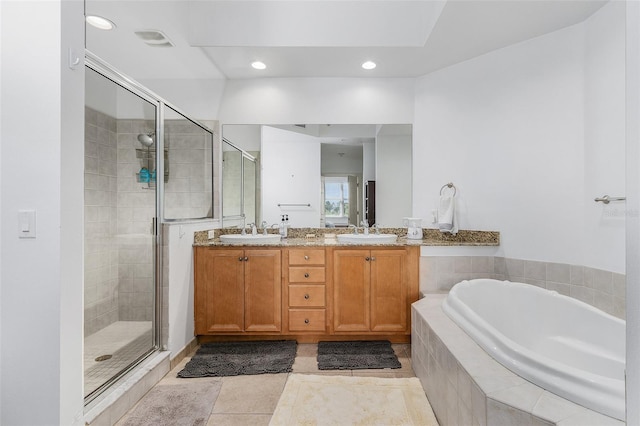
[141,78,226,122]
[261,126,321,227]
[414,23,587,265]
[222,124,262,152]
[413,3,625,272]
[218,78,415,124]
[166,221,217,356]
[1,1,85,424]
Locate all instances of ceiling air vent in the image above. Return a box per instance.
[134,30,174,47]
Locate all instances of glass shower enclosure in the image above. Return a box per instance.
[84,63,160,402]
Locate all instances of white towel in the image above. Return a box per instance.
[438,195,458,235]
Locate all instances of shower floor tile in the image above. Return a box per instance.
[85,321,153,397]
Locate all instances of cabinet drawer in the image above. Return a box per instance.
[289,267,325,283]
[289,285,326,307]
[288,309,326,332]
[289,249,325,265]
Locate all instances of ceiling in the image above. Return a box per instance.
[86,0,607,80]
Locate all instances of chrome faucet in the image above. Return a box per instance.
[247,222,257,236]
[361,220,369,235]
[348,224,358,235]
[261,221,269,235]
[371,223,381,235]
[241,216,247,235]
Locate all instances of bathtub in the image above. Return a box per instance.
[441,279,625,421]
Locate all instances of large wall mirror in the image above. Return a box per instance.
[222,124,412,229]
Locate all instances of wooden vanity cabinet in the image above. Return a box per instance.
[283,248,327,333]
[194,246,281,335]
[329,246,419,335]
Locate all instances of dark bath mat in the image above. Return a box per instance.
[317,340,401,370]
[177,340,297,378]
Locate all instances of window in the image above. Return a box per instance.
[324,177,350,218]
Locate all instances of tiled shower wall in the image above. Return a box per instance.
[85,108,216,335]
[420,256,625,319]
[116,118,156,322]
[85,107,119,336]
[164,120,215,219]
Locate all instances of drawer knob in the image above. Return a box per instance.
[238,257,243,261]
[365,257,370,261]
[304,294,310,300]
[304,319,310,324]
[304,255,309,260]
[304,273,310,278]
[244,256,249,261]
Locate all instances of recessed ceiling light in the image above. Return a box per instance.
[362,61,377,70]
[86,15,116,31]
[251,61,267,70]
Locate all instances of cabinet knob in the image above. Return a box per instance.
[365,257,370,261]
[238,257,243,261]
[371,257,376,261]
[244,256,249,261]
[304,318,310,324]
[304,294,310,300]
[304,255,309,260]
[304,273,310,278]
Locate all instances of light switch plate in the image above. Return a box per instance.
[18,209,36,238]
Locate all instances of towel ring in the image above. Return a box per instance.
[440,182,456,197]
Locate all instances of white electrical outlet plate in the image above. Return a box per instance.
[208,230,216,239]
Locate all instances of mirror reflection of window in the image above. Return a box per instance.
[325,178,349,217]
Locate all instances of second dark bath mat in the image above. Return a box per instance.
[317,340,401,370]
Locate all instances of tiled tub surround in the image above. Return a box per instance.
[420,256,625,320]
[411,296,624,426]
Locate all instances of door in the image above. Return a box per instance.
[333,249,370,332]
[244,249,282,332]
[84,65,159,402]
[370,250,407,332]
[194,248,244,333]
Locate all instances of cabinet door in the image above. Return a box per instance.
[194,248,244,334]
[333,249,370,332]
[244,249,282,332]
[370,250,407,332]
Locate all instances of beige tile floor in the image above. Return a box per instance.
[116,343,414,425]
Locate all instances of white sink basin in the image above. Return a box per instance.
[219,234,282,244]
[336,234,398,244]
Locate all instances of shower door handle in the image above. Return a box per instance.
[151,217,157,235]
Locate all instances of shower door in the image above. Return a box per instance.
[84,66,159,402]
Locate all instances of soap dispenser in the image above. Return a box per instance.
[279,215,287,238]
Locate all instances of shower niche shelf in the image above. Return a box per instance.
[136,147,169,187]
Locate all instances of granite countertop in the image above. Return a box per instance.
[193,228,499,247]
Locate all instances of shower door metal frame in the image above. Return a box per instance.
[84,53,163,404]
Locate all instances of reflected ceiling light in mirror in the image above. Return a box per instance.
[86,15,116,30]
[361,61,376,70]
[251,61,267,70]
